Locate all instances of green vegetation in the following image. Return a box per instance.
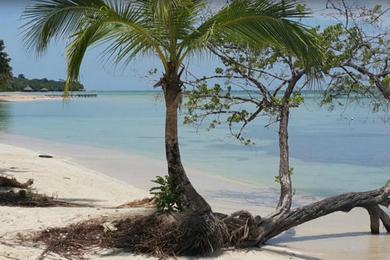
[23,0,321,216]
[0,40,84,92]
[19,0,390,258]
[150,175,185,213]
[21,0,324,256]
[2,74,85,92]
[182,0,389,250]
[0,40,12,88]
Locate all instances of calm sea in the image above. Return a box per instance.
[0,91,388,197]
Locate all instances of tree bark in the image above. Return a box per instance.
[277,105,292,212]
[261,181,390,242]
[162,70,211,214]
[224,180,390,247]
[222,69,390,247]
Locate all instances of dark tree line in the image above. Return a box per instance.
[0,40,12,88]
[0,40,84,92]
[4,75,85,92]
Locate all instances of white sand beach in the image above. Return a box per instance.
[0,141,389,260]
[0,93,62,102]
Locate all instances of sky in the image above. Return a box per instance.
[0,0,389,91]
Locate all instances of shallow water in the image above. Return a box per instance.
[0,91,388,197]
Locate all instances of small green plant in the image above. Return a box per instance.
[150,175,185,213]
[274,168,294,184]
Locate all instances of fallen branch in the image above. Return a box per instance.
[0,176,88,207]
[117,197,156,208]
[225,180,390,247]
[0,176,33,189]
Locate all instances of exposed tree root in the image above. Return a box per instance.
[28,212,227,259]
[30,219,109,260]
[24,181,390,259]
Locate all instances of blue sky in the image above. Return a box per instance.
[0,0,389,91]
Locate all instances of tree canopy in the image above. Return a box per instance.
[0,40,12,88]
[22,0,323,93]
[1,76,85,92]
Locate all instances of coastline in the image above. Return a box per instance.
[0,133,319,212]
[0,137,389,259]
[0,93,62,102]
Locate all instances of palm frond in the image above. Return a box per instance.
[180,0,323,70]
[22,0,169,85]
[22,0,107,54]
[23,0,323,86]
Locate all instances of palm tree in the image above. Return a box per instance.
[23,0,321,215]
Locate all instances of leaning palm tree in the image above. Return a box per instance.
[23,0,321,215]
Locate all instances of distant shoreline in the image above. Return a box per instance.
[0,93,62,102]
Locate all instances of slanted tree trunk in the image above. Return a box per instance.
[224,74,390,247]
[225,180,390,247]
[162,67,211,214]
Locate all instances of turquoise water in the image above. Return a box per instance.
[0,91,389,197]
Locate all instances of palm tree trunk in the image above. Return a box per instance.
[163,79,211,214]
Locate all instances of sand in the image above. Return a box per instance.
[0,143,305,260]
[0,93,62,102]
[0,141,389,260]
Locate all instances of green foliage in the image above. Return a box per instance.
[289,92,304,107]
[184,35,313,144]
[150,175,185,213]
[2,76,84,92]
[316,4,390,111]
[0,40,12,88]
[295,3,306,14]
[274,168,294,184]
[23,0,322,95]
[185,2,390,142]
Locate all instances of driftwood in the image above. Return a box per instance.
[224,180,390,247]
[117,197,156,208]
[0,176,82,207]
[0,176,33,189]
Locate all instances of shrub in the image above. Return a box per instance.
[150,175,184,213]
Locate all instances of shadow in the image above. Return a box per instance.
[58,197,105,206]
[262,246,320,260]
[193,246,320,260]
[0,167,27,176]
[271,231,373,244]
[205,189,315,208]
[0,102,10,132]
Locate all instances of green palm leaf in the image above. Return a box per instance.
[180,0,321,69]
[23,0,323,89]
